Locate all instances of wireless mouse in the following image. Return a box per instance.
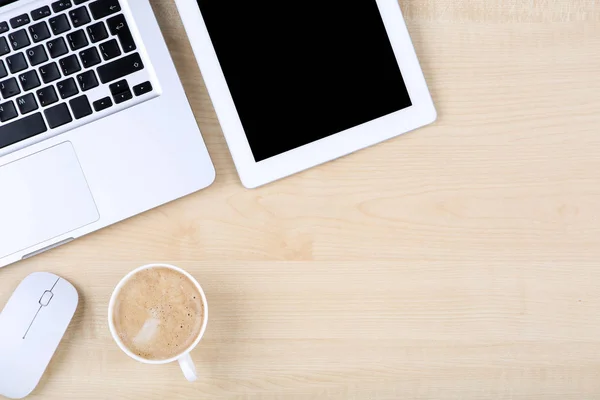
[0,272,78,399]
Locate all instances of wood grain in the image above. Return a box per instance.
[2,0,600,398]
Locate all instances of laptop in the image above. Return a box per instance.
[0,0,216,268]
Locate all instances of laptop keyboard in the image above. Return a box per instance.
[0,0,157,150]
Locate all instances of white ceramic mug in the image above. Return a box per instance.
[108,263,208,381]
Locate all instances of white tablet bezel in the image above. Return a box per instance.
[174,0,437,188]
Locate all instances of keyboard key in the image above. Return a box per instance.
[106,13,124,35]
[92,96,111,111]
[37,85,58,107]
[16,93,38,114]
[51,0,72,13]
[0,112,47,149]
[26,44,48,66]
[57,77,78,98]
[0,60,7,79]
[108,79,127,95]
[10,14,30,29]
[15,95,37,115]
[133,81,152,96]
[0,78,21,99]
[89,0,120,20]
[116,26,135,53]
[0,100,17,122]
[79,46,100,68]
[59,54,80,75]
[97,52,143,84]
[99,38,119,60]
[29,21,51,42]
[0,37,9,56]
[74,0,90,4]
[111,78,132,102]
[18,70,41,91]
[76,69,97,91]
[69,6,90,28]
[9,29,30,50]
[0,77,20,98]
[44,102,72,128]
[113,89,131,104]
[39,62,61,83]
[0,22,8,34]
[86,21,107,43]
[49,14,70,35]
[67,29,88,50]
[31,6,52,21]
[47,37,68,58]
[107,14,135,53]
[6,53,27,74]
[69,94,91,118]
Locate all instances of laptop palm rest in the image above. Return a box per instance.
[0,142,99,259]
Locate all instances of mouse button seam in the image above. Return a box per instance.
[22,304,42,340]
[49,277,60,292]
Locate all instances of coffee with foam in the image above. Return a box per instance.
[112,267,204,361]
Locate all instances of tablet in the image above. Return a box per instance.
[175,0,437,188]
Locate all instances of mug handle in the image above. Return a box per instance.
[178,353,198,382]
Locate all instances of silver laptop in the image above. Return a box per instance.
[0,0,216,268]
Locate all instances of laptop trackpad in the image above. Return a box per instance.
[0,142,99,258]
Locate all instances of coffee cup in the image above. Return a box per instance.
[108,264,208,381]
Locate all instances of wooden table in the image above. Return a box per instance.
[2,0,600,398]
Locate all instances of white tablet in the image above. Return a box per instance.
[175,0,437,188]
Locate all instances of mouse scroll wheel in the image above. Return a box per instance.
[39,290,53,306]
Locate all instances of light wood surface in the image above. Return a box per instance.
[2,0,600,399]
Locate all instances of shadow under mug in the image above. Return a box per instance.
[107,263,209,381]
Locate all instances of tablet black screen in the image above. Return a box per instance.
[196,0,412,162]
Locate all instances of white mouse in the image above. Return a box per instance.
[0,272,78,399]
